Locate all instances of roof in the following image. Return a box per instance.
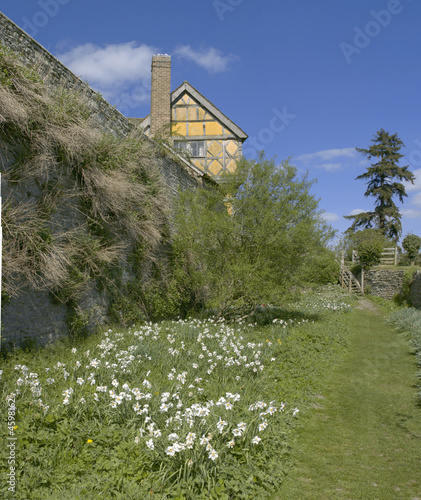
[128,117,147,126]
[136,81,248,141]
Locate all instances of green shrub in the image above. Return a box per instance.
[173,153,335,314]
[402,234,421,266]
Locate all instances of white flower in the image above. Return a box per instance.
[232,428,242,437]
[227,439,235,448]
[258,420,268,432]
[111,379,119,387]
[292,407,299,416]
[134,436,140,444]
[143,379,152,389]
[252,436,261,445]
[146,439,154,450]
[208,448,218,461]
[200,436,209,445]
[217,419,228,432]
[76,378,84,385]
[165,445,176,456]
[268,404,277,415]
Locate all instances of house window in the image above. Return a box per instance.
[175,141,205,157]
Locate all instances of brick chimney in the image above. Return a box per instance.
[150,54,171,137]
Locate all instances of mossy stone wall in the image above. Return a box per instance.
[365,269,406,300]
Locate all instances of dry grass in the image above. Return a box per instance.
[0,46,169,304]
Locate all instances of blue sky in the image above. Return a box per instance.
[2,0,421,243]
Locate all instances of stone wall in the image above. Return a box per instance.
[364,268,421,309]
[0,12,214,349]
[364,269,406,300]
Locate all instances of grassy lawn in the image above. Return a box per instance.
[0,287,352,499]
[2,289,420,499]
[275,300,421,499]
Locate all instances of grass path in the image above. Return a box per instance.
[275,300,421,499]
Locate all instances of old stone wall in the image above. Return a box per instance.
[364,269,406,300]
[0,12,213,349]
[364,268,421,309]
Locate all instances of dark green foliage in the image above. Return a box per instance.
[345,129,414,241]
[300,249,339,285]
[353,229,385,270]
[402,234,421,265]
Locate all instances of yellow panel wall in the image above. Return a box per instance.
[171,91,243,178]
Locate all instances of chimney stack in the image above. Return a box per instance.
[150,54,171,137]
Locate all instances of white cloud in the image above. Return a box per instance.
[174,45,236,74]
[411,191,421,207]
[296,148,358,172]
[348,208,366,216]
[403,168,421,193]
[401,208,421,219]
[297,148,357,163]
[57,42,156,91]
[322,212,340,222]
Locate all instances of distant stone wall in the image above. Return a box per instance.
[365,269,406,300]
[364,268,421,309]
